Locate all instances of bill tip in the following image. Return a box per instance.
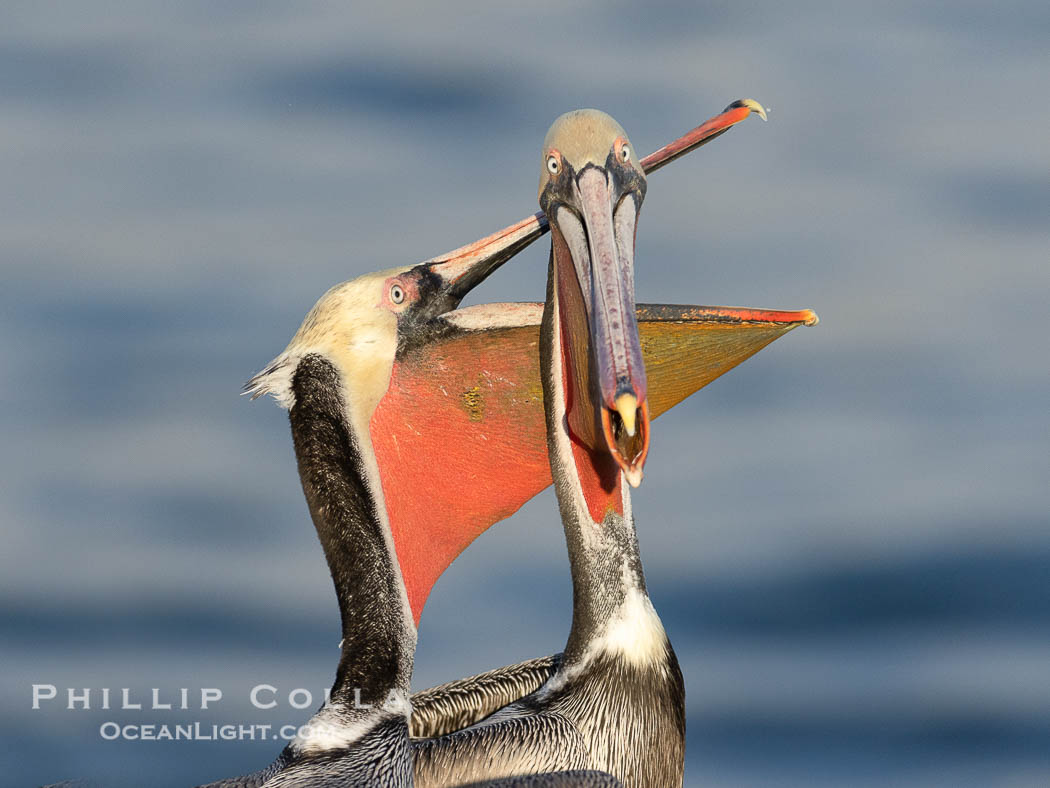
[614,393,639,437]
[732,98,768,122]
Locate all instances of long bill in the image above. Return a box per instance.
[419,99,768,300]
[551,165,649,487]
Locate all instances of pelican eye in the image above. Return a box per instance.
[620,145,631,162]
[390,284,405,304]
[546,155,559,174]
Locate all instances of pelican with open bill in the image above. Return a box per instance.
[199,209,632,788]
[197,99,789,786]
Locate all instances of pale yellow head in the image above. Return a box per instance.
[245,266,423,435]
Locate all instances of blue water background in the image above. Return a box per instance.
[1,2,1047,785]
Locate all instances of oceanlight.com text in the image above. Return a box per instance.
[98,721,341,742]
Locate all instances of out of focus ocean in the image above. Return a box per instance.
[2,2,1047,786]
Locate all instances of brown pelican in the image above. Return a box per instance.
[196,100,801,786]
[411,105,815,787]
[197,248,628,787]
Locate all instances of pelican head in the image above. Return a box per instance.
[540,109,650,487]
